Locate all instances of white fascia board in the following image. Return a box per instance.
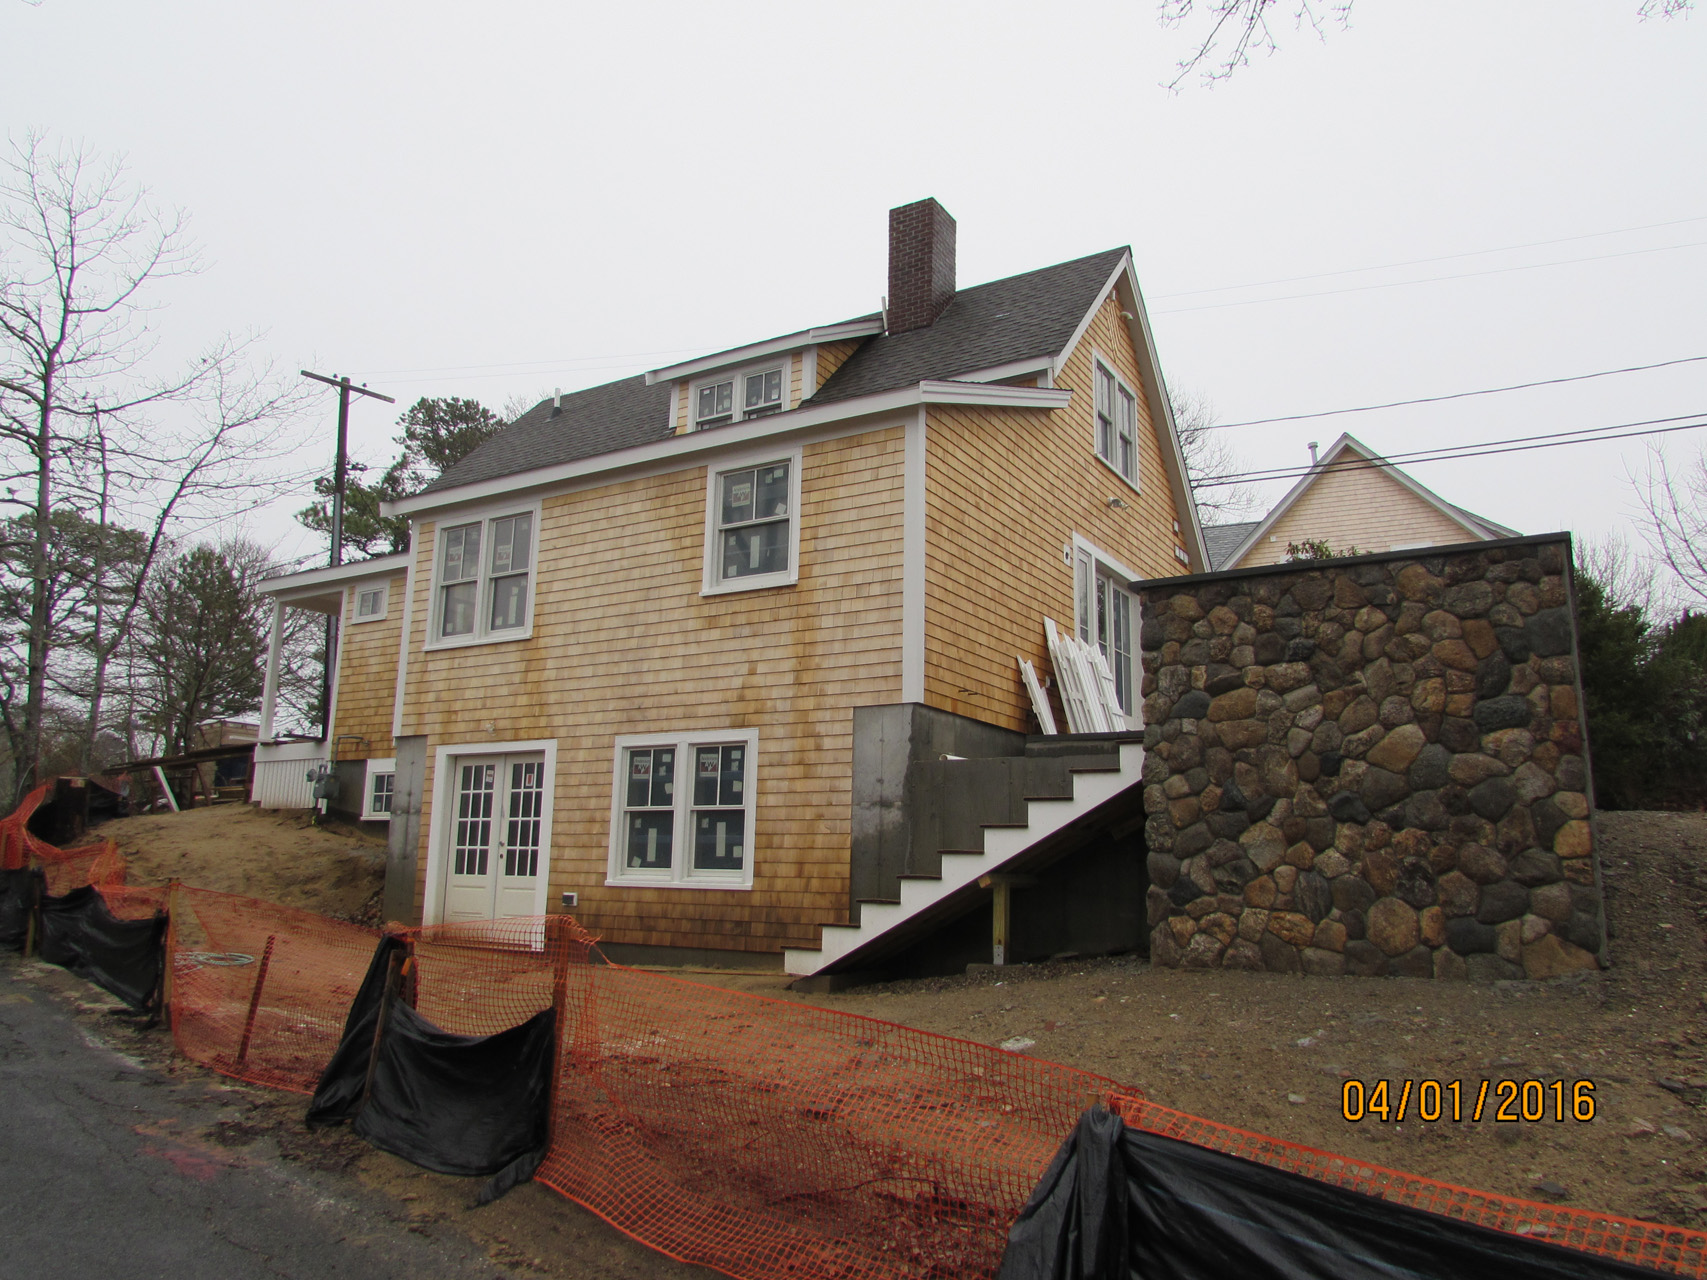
[1116,258,1209,574]
[937,355,1055,386]
[258,553,411,596]
[1048,251,1210,573]
[385,382,1070,518]
[643,318,883,386]
[918,380,1071,408]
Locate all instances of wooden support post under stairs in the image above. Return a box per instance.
[978,873,1037,966]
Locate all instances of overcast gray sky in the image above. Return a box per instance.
[6,0,1704,579]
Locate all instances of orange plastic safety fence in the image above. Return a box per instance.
[168,887,378,1093]
[0,783,51,871]
[7,787,1706,1280]
[1111,1094,1707,1277]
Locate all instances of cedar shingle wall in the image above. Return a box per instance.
[399,427,906,951]
[329,576,405,759]
[922,291,1185,729]
[1235,458,1482,568]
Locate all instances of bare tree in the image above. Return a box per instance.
[1171,389,1265,525]
[1634,445,1707,611]
[0,132,308,795]
[1162,0,1694,88]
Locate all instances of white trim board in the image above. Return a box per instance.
[901,404,927,703]
[384,381,1069,519]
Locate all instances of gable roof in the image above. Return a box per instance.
[425,248,1131,496]
[809,249,1130,404]
[1218,432,1518,569]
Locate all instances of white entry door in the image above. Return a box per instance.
[442,753,548,922]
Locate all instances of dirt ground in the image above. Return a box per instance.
[97,803,386,923]
[735,809,1707,1229]
[36,802,1707,1268]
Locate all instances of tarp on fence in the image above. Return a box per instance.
[0,867,35,949]
[309,935,556,1178]
[37,884,166,1012]
[1000,1108,1669,1280]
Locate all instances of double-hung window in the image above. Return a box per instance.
[431,505,538,646]
[1075,544,1137,720]
[693,365,785,430]
[703,447,801,594]
[1094,357,1139,489]
[608,730,758,888]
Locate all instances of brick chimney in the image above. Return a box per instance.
[887,198,956,334]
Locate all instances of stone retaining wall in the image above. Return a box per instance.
[1138,534,1603,981]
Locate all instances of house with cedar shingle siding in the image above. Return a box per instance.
[255,199,1205,972]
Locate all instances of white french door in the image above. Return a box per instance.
[441,752,548,922]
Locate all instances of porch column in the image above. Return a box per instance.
[258,597,284,742]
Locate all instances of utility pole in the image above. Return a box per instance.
[300,372,397,740]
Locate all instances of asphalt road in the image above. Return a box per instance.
[0,961,503,1280]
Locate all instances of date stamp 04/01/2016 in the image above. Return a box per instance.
[1341,1079,1598,1124]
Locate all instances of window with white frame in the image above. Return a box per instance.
[1075,547,1136,718]
[703,449,800,593]
[431,507,536,645]
[1094,358,1139,489]
[693,365,786,430]
[353,583,388,622]
[608,731,757,888]
[363,757,397,820]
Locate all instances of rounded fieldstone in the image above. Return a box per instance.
[1403,791,1450,832]
[1301,947,1346,976]
[1475,653,1512,699]
[1175,822,1213,859]
[1393,858,1438,909]
[1439,717,1480,753]
[1435,870,1479,917]
[1179,932,1225,969]
[1525,607,1573,658]
[1476,879,1529,924]
[1294,871,1333,922]
[1508,848,1564,887]
[1563,910,1603,951]
[1368,898,1420,956]
[1339,695,1379,735]
[1408,744,1451,791]
[1222,939,1265,970]
[1260,933,1302,973]
[1529,881,1572,923]
[1360,767,1409,813]
[1449,753,1509,787]
[1331,875,1377,915]
[1172,690,1211,720]
[1473,695,1533,733]
[1366,723,1427,772]
[1445,915,1497,954]
[1457,844,1507,884]
[1442,580,1494,617]
[1147,852,1181,889]
[1344,939,1388,976]
[1268,911,1317,947]
[1208,687,1260,721]
[1466,776,1519,822]
[1392,945,1434,978]
[1530,797,1568,849]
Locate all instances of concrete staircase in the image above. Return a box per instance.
[783,739,1145,977]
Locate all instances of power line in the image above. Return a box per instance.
[349,345,704,379]
[1193,411,1707,488]
[1154,238,1707,316]
[1206,354,1707,430]
[1153,212,1707,301]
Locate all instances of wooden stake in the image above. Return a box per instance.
[236,934,276,1064]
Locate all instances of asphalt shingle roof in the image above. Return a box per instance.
[425,247,1130,495]
[1203,521,1260,570]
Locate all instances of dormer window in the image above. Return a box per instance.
[693,365,785,430]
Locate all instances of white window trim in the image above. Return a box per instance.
[351,582,389,623]
[1090,348,1141,495]
[362,757,397,821]
[1072,535,1141,729]
[606,729,759,891]
[422,498,543,652]
[701,444,803,596]
[687,358,790,432]
[421,738,558,926]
